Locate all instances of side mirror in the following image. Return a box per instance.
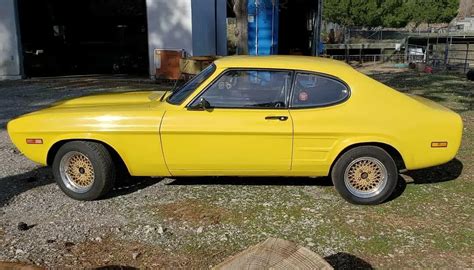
[188,98,212,111]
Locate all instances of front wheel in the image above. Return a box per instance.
[52,141,116,201]
[331,146,398,205]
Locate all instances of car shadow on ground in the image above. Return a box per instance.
[167,159,463,188]
[404,158,463,184]
[0,167,163,206]
[387,158,463,203]
[104,177,164,199]
[0,167,53,208]
[0,159,463,206]
[168,159,463,204]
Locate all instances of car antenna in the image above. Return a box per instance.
[160,72,183,102]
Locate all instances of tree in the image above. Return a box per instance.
[323,0,352,26]
[436,0,460,23]
[350,0,381,26]
[406,0,440,26]
[232,0,248,54]
[380,0,411,27]
[323,0,383,27]
[323,0,460,28]
[458,0,473,18]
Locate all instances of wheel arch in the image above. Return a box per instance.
[329,142,407,175]
[47,139,130,175]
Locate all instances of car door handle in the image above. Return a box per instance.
[265,116,288,121]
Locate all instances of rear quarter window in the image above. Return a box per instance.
[291,73,350,108]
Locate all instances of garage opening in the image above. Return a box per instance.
[17,0,149,77]
[278,0,320,55]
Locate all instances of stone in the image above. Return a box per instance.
[17,222,29,231]
[132,252,141,260]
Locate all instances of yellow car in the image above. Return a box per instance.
[7,56,463,204]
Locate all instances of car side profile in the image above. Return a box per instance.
[7,56,463,204]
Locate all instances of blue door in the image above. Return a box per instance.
[248,0,279,55]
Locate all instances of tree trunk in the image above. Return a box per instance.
[458,0,473,19]
[233,0,248,55]
[213,238,333,270]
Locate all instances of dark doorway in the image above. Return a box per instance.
[17,0,149,77]
[278,0,320,55]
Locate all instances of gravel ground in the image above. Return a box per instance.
[0,73,472,269]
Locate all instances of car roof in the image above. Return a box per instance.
[213,55,355,75]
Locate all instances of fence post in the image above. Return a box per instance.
[465,42,470,73]
[444,29,450,69]
[405,37,409,63]
[426,38,430,64]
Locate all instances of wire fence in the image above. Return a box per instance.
[444,45,474,72]
[329,54,406,63]
[408,42,474,72]
[327,43,473,73]
[324,26,474,73]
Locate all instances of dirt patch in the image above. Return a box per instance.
[157,199,230,225]
[65,237,196,269]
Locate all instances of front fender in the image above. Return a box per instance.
[48,133,171,177]
[8,127,170,177]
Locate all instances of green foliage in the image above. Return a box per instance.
[323,0,460,27]
[379,0,411,27]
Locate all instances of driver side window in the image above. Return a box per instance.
[192,69,293,109]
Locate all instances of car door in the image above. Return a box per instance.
[160,69,294,175]
[289,72,351,175]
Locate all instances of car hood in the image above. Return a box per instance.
[50,91,166,108]
[8,90,169,139]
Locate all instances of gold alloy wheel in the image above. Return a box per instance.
[59,151,95,193]
[343,157,388,198]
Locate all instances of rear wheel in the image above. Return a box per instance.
[52,141,116,200]
[331,146,398,205]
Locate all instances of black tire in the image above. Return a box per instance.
[52,141,116,200]
[331,146,398,205]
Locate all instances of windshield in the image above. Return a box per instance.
[167,64,217,105]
